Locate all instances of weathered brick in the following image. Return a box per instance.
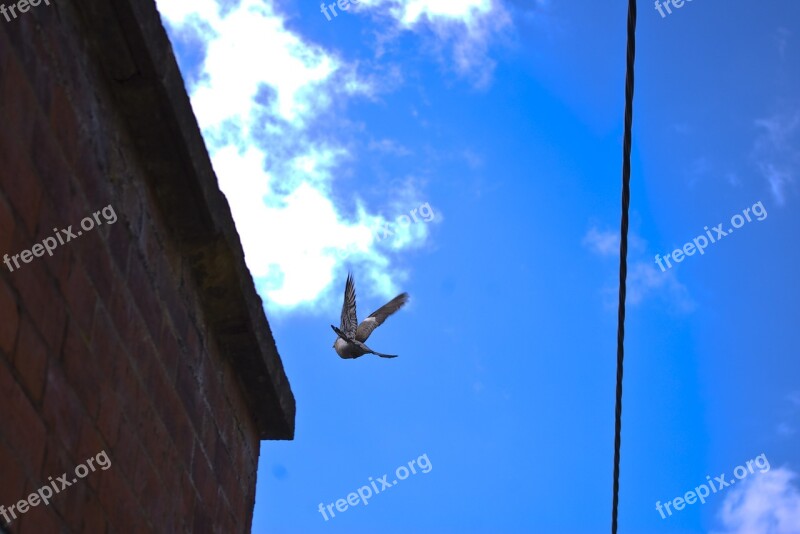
[17,505,64,534]
[0,51,35,161]
[9,260,66,354]
[49,85,80,168]
[0,360,46,472]
[26,36,54,117]
[199,410,218,482]
[62,319,102,418]
[88,310,120,386]
[0,437,28,511]
[0,275,19,356]
[202,361,225,424]
[2,149,43,235]
[73,137,112,211]
[131,437,156,498]
[75,231,115,307]
[59,462,93,532]
[75,418,108,492]
[139,403,174,477]
[105,215,130,276]
[95,384,122,448]
[97,469,144,533]
[41,363,86,452]
[78,493,109,534]
[13,316,48,403]
[63,260,97,338]
[119,180,144,239]
[111,422,141,489]
[192,447,216,508]
[139,219,161,274]
[5,12,53,112]
[30,111,80,225]
[127,254,162,340]
[192,498,214,534]
[216,402,235,463]
[0,192,14,258]
[134,338,161,406]
[151,371,195,464]
[157,316,181,382]
[177,470,196,532]
[41,432,77,490]
[153,463,184,532]
[111,356,141,423]
[165,286,190,349]
[176,354,204,434]
[215,438,245,521]
[136,448,176,530]
[32,194,75,285]
[185,322,202,360]
[0,18,9,72]
[213,495,237,534]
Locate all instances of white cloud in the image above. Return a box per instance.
[155,0,436,313]
[582,228,619,257]
[361,0,510,86]
[583,227,694,313]
[753,111,800,206]
[376,0,493,25]
[775,27,791,59]
[368,138,412,156]
[582,227,647,257]
[778,391,800,437]
[625,260,695,313]
[711,467,800,534]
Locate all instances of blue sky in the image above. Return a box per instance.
[154,0,800,532]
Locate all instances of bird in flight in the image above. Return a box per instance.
[331,273,408,359]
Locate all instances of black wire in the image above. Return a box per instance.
[612,0,637,532]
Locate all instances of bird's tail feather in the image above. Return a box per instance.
[360,339,398,358]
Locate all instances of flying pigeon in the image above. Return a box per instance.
[331,273,408,359]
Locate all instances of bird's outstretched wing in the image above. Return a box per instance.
[339,273,358,339]
[356,292,408,342]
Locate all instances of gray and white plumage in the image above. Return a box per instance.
[331,273,408,359]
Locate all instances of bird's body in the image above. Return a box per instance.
[332,332,388,359]
[331,273,408,359]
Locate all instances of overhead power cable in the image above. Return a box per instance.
[611,0,637,533]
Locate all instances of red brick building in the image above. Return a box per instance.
[0,0,295,531]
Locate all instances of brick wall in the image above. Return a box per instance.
[0,0,294,532]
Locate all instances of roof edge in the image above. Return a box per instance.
[74,0,295,439]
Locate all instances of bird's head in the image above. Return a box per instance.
[330,325,344,347]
